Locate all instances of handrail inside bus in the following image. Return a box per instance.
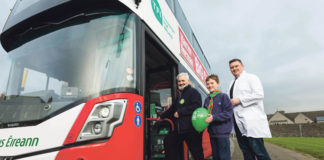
[146,118,174,132]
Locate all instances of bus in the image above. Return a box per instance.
[0,0,212,159]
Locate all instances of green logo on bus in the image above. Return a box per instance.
[151,0,175,39]
[151,0,163,25]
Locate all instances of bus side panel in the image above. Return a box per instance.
[55,94,143,160]
[202,130,212,158]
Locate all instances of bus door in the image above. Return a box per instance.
[144,34,179,160]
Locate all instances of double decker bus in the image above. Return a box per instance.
[0,0,212,159]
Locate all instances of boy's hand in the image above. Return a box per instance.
[205,114,213,123]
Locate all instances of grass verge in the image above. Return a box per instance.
[264,137,324,160]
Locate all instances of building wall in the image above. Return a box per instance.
[270,123,324,137]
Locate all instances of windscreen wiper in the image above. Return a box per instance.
[0,120,43,129]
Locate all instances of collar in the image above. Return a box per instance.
[181,84,191,93]
[235,70,246,80]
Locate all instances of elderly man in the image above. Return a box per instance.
[160,72,204,160]
[228,58,271,160]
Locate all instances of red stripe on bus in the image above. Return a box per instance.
[57,93,143,160]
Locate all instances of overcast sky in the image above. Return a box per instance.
[1,0,324,114]
[178,0,324,114]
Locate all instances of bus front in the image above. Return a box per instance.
[0,0,143,159]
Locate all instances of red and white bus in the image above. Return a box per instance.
[0,0,212,159]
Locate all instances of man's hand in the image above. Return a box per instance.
[205,114,213,123]
[174,112,179,118]
[231,98,241,106]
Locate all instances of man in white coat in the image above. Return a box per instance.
[228,59,271,160]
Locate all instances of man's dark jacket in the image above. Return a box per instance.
[161,85,202,133]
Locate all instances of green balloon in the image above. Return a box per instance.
[192,107,209,132]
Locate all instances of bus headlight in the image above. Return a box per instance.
[77,99,127,142]
[99,107,110,118]
[93,122,103,134]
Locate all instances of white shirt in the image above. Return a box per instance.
[229,71,272,138]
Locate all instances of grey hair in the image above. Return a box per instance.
[177,72,190,80]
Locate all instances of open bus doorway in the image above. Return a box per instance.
[144,34,181,160]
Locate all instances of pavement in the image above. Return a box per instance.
[230,137,318,160]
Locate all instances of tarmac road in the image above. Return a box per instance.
[230,137,317,160]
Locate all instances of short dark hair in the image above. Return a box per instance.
[229,58,243,65]
[205,74,219,83]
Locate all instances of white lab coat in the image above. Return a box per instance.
[229,71,272,138]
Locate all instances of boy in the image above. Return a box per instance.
[204,74,233,160]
